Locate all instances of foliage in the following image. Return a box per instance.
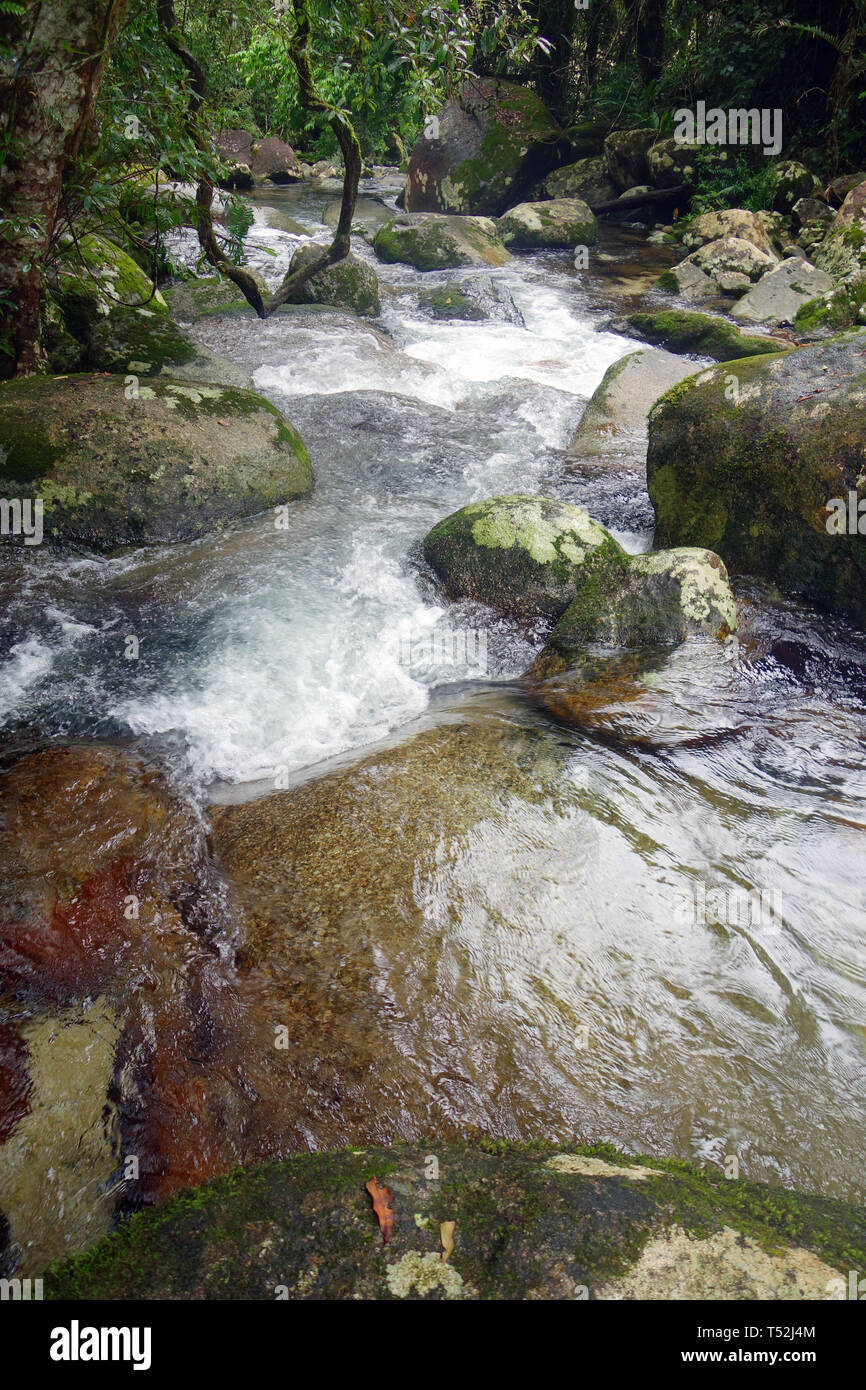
[689,151,781,215]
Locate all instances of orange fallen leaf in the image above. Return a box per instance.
[366,1176,394,1244]
[217,418,232,427]
[440,1220,455,1263]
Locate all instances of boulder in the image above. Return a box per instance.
[623,309,781,362]
[769,160,822,213]
[373,213,510,271]
[791,197,834,232]
[50,234,168,338]
[422,494,624,620]
[794,274,866,334]
[405,77,561,216]
[44,1140,863,1301]
[0,373,311,547]
[685,235,778,286]
[646,138,702,189]
[214,129,255,190]
[532,547,736,660]
[543,155,615,204]
[603,128,658,192]
[417,276,524,326]
[83,306,253,387]
[653,259,717,301]
[495,197,597,249]
[679,209,777,257]
[249,136,301,183]
[829,173,866,206]
[567,348,700,460]
[731,257,835,325]
[646,330,866,626]
[815,180,866,280]
[286,242,380,316]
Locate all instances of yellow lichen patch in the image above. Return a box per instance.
[596,1225,842,1300]
[385,1250,474,1299]
[544,1153,666,1180]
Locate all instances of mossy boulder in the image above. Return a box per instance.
[537,547,737,659]
[769,160,822,213]
[286,242,380,316]
[624,310,782,361]
[679,209,778,257]
[50,234,168,340]
[79,306,253,387]
[645,137,701,189]
[405,77,561,216]
[44,1140,864,1300]
[416,277,524,325]
[794,274,866,333]
[568,348,701,461]
[815,180,866,280]
[0,374,311,548]
[373,213,510,271]
[684,236,779,288]
[603,128,658,192]
[646,330,866,626]
[542,155,614,204]
[496,197,597,249]
[422,494,624,620]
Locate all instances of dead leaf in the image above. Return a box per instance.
[440,1220,455,1263]
[366,1177,394,1244]
[216,418,232,427]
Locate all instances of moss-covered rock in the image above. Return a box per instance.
[769,160,822,213]
[603,128,658,192]
[646,137,702,189]
[373,212,510,271]
[568,348,701,461]
[43,1140,865,1299]
[679,209,779,257]
[653,260,716,302]
[543,155,614,204]
[405,77,561,216]
[624,309,782,361]
[794,274,866,333]
[731,257,835,326]
[815,180,866,280]
[285,242,380,316]
[422,494,624,620]
[81,306,252,387]
[646,330,866,626]
[684,235,779,287]
[495,197,597,249]
[51,234,168,338]
[537,547,737,658]
[0,374,311,548]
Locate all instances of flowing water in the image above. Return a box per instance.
[1,175,865,1255]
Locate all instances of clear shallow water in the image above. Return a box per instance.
[1,180,865,1208]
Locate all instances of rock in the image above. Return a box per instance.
[829,173,866,206]
[603,128,658,192]
[286,242,380,316]
[794,274,866,333]
[731,257,834,325]
[44,1140,863,1300]
[567,348,700,461]
[165,275,264,321]
[815,180,866,279]
[422,494,624,620]
[84,306,253,387]
[623,309,781,361]
[685,235,778,286]
[373,213,510,271]
[50,234,168,342]
[405,77,561,216]
[791,197,834,232]
[249,136,301,183]
[543,155,615,204]
[495,197,597,249]
[646,138,701,189]
[533,547,737,659]
[769,159,822,213]
[215,129,253,164]
[417,276,524,326]
[680,209,777,257]
[646,330,866,625]
[0,373,311,547]
[653,259,717,301]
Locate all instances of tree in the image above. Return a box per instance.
[0,0,130,375]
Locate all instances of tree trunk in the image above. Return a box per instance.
[0,0,129,376]
[634,0,666,88]
[532,0,578,126]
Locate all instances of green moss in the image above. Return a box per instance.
[627,310,781,362]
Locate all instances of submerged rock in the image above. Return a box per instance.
[405,77,561,216]
[373,212,510,271]
[646,330,866,626]
[496,197,597,249]
[286,242,381,316]
[567,347,700,461]
[0,373,311,547]
[45,1140,863,1299]
[416,276,524,325]
[622,309,781,361]
[422,494,624,620]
